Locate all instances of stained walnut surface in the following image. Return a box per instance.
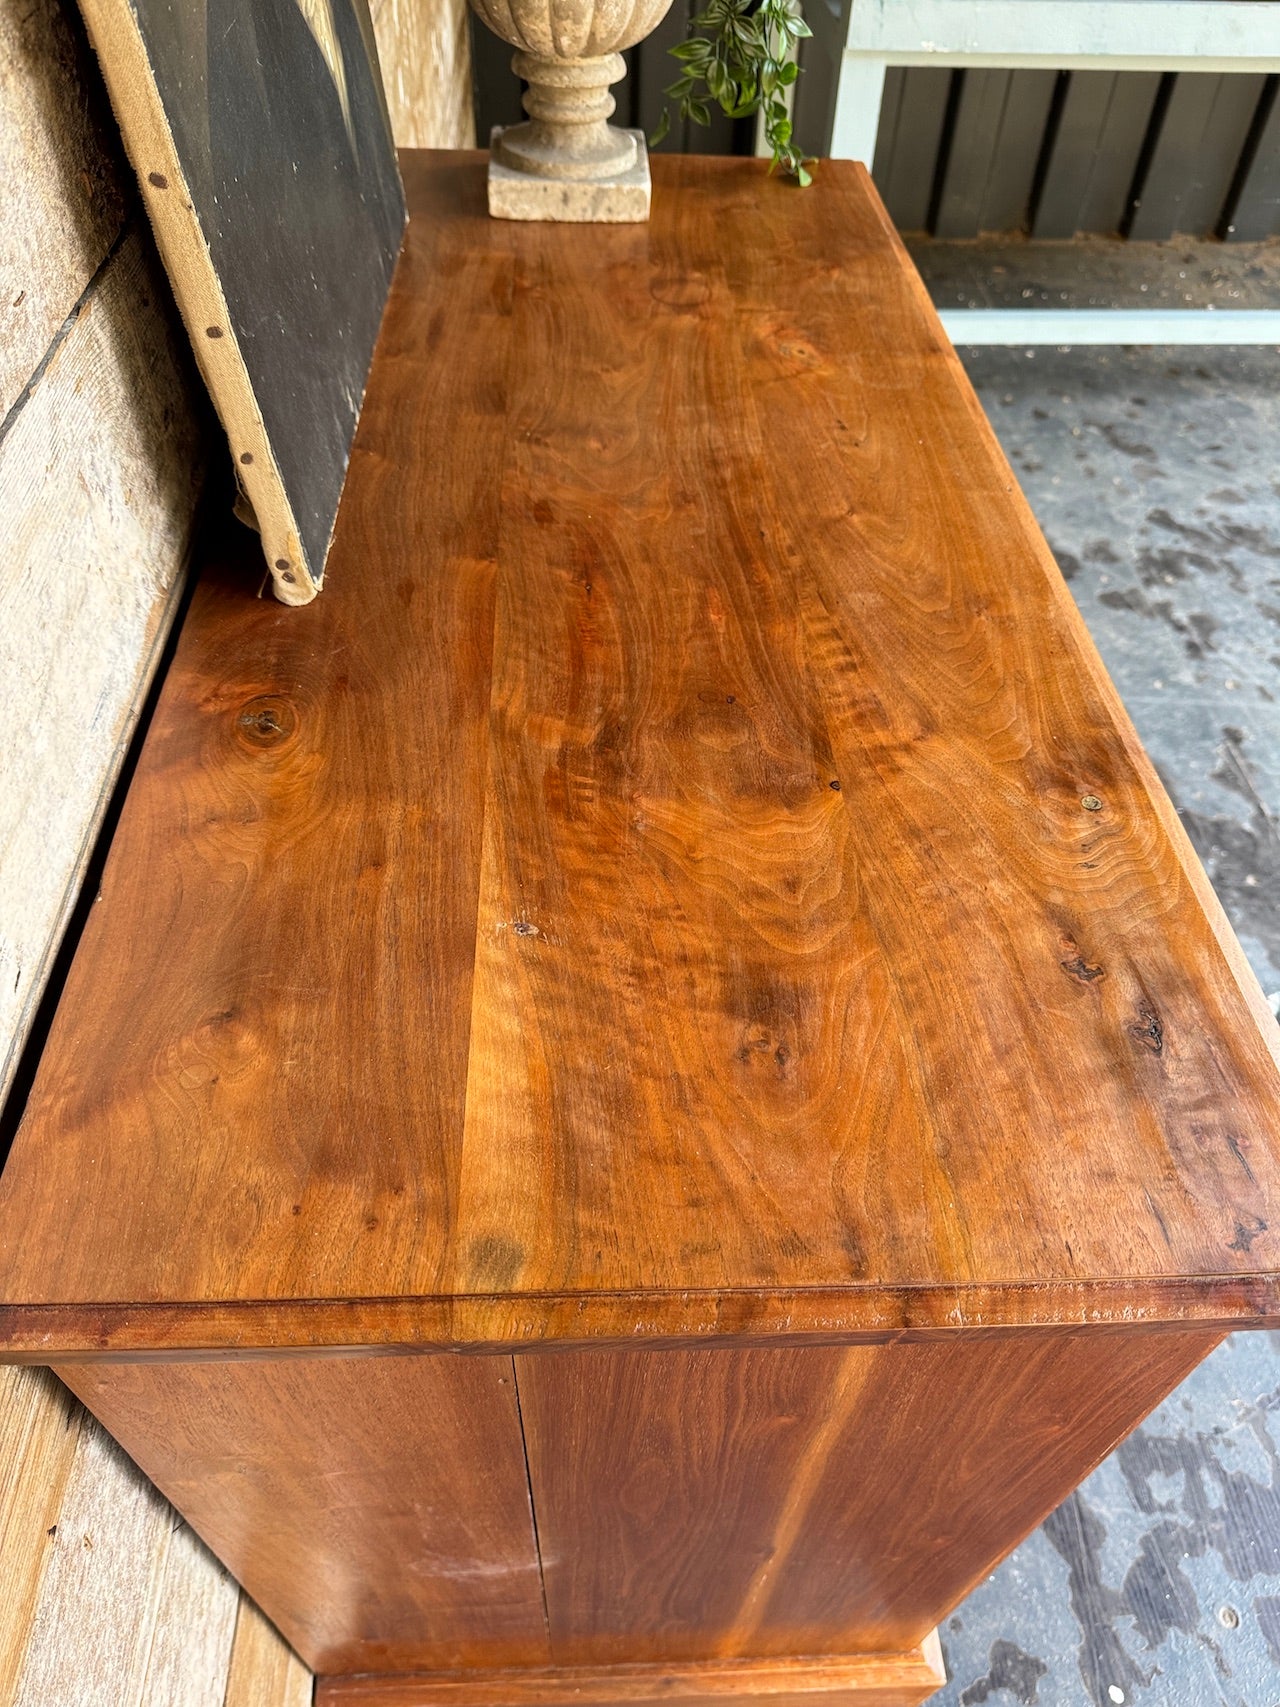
[2,152,1279,1357]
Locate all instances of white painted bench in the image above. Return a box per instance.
[830,0,1280,343]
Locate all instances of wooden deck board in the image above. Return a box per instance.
[1,152,1279,1355]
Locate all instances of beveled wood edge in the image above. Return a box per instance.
[313,1638,948,1706]
[4,1279,1280,1361]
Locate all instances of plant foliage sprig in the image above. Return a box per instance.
[651,0,816,184]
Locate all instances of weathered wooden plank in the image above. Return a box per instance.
[978,68,1056,231]
[1129,71,1267,238]
[0,1368,83,1704]
[9,1397,239,1706]
[1223,76,1280,239]
[934,68,1015,237]
[931,66,1057,235]
[370,0,475,148]
[224,1596,313,1707]
[873,67,951,231]
[0,222,204,1104]
[1032,70,1163,238]
[0,0,128,421]
[131,1515,241,1706]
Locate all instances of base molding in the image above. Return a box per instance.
[315,1640,946,1707]
[487,127,652,222]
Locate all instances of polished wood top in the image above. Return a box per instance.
[3,152,1279,1357]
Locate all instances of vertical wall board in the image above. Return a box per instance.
[223,1597,313,1707]
[130,1520,245,1705]
[0,1368,83,1704]
[1177,72,1268,234]
[1130,71,1267,238]
[9,1402,239,1707]
[697,82,741,156]
[1223,77,1280,240]
[1032,70,1116,238]
[934,68,1014,237]
[0,227,204,1105]
[978,67,1058,232]
[371,0,475,147]
[684,8,741,158]
[1076,69,1163,235]
[0,0,128,420]
[873,66,953,231]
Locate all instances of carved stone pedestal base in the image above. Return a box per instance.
[488,126,651,222]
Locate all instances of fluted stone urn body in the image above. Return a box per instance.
[470,0,675,220]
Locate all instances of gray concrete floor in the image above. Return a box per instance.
[931,313,1280,1706]
[910,237,1280,312]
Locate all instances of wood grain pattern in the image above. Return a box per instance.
[314,1637,947,1707]
[2,153,1279,1356]
[516,1332,1218,1663]
[371,0,475,148]
[224,1595,314,1707]
[59,1352,549,1676]
[0,1368,82,1704]
[1129,73,1268,240]
[0,222,204,1103]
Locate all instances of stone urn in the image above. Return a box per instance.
[470,0,675,221]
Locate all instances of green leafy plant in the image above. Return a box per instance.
[650,0,816,184]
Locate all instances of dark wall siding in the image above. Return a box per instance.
[887,66,1278,241]
[872,67,952,232]
[932,69,1058,237]
[1128,72,1268,238]
[1226,80,1280,240]
[1031,70,1162,238]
